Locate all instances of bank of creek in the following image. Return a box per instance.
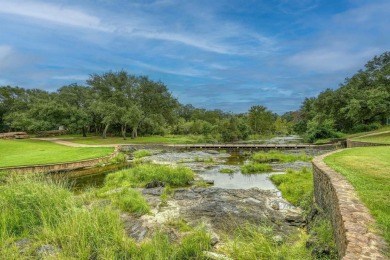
[57,141,335,259]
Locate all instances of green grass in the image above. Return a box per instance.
[352,132,390,144]
[325,147,390,245]
[241,163,272,174]
[0,139,113,167]
[347,126,390,138]
[252,150,312,163]
[59,134,205,145]
[103,164,195,189]
[219,223,312,260]
[132,150,153,158]
[109,187,150,215]
[270,168,313,210]
[219,168,235,174]
[0,172,215,259]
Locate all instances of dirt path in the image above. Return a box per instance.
[354,130,390,138]
[33,138,118,148]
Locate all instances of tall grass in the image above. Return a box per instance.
[109,187,150,215]
[219,223,312,260]
[103,164,194,189]
[0,175,75,241]
[132,150,152,158]
[252,150,312,163]
[270,167,313,210]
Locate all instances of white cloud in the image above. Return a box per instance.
[51,74,88,81]
[0,0,110,31]
[132,60,205,77]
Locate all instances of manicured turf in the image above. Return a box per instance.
[61,135,203,145]
[352,132,390,144]
[0,139,113,167]
[324,147,390,245]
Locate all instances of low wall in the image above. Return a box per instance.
[346,139,390,148]
[0,146,120,174]
[312,151,387,259]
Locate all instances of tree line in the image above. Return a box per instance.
[292,51,390,142]
[0,71,290,142]
[1,52,388,142]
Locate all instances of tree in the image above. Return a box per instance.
[247,105,274,134]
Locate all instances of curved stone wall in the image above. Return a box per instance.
[0,146,120,174]
[312,151,388,259]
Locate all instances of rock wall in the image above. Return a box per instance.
[312,151,388,259]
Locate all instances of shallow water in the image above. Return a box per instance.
[199,168,284,190]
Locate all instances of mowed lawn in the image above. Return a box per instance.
[0,139,114,167]
[324,147,390,245]
[63,135,203,145]
[352,132,390,144]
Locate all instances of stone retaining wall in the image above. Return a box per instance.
[0,146,120,174]
[312,151,388,259]
[346,139,390,148]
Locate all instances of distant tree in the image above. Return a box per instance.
[247,105,274,134]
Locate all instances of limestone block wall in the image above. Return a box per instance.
[312,151,388,259]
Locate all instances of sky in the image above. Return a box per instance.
[0,0,389,114]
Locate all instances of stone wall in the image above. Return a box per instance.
[312,151,388,259]
[346,139,390,148]
[0,146,120,174]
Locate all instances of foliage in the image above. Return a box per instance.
[241,163,272,174]
[295,52,390,138]
[270,167,313,210]
[248,105,275,134]
[252,150,312,163]
[325,147,390,245]
[108,153,127,164]
[0,139,113,167]
[103,164,194,189]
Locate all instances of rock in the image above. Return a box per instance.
[145,180,166,188]
[15,238,34,253]
[284,209,306,227]
[121,214,149,242]
[204,150,219,155]
[210,236,219,246]
[272,235,283,245]
[35,245,60,257]
[142,187,165,196]
[270,201,280,210]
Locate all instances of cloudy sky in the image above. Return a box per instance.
[0,0,389,113]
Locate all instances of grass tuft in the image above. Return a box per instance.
[219,168,235,174]
[133,150,153,158]
[241,163,272,174]
[252,150,312,163]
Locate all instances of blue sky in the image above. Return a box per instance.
[0,0,389,114]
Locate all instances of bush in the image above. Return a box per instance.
[219,168,235,174]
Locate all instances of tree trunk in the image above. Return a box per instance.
[102,124,109,139]
[131,127,138,139]
[121,124,127,140]
[82,126,87,137]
